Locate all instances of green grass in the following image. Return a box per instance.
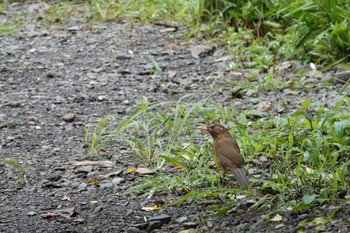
[86,93,350,215]
[85,0,349,67]
[86,0,204,23]
[0,2,17,35]
[2,0,349,224]
[0,157,28,186]
[40,1,79,26]
[2,0,349,66]
[76,0,350,223]
[0,24,16,35]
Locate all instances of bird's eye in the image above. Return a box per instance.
[210,125,216,129]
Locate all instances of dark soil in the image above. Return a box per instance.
[1,2,349,233]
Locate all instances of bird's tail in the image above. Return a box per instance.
[230,167,250,187]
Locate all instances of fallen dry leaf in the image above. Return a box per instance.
[88,178,101,185]
[270,214,283,222]
[168,70,177,79]
[305,70,323,78]
[235,195,247,200]
[278,62,292,71]
[141,204,161,211]
[189,45,213,58]
[70,160,114,167]
[41,207,80,219]
[212,56,232,63]
[310,62,317,71]
[257,101,272,112]
[127,167,137,173]
[61,194,71,201]
[167,42,176,49]
[159,27,177,33]
[136,167,155,175]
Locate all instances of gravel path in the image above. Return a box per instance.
[1,2,349,233]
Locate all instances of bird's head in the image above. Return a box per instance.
[198,123,230,138]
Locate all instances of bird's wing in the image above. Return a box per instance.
[214,139,250,187]
[214,138,245,168]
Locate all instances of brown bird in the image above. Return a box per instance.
[198,123,251,187]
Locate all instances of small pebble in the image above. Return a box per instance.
[62,113,75,123]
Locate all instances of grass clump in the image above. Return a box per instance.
[86,94,350,215]
[257,98,350,210]
[0,157,28,186]
[85,95,257,208]
[199,0,350,71]
[86,0,204,23]
[0,2,18,35]
[3,0,349,67]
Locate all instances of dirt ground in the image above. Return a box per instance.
[1,2,349,233]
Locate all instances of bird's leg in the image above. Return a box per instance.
[220,172,227,187]
[217,162,228,187]
[218,163,228,187]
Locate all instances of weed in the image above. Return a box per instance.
[84,116,109,155]
[88,0,132,21]
[280,0,350,63]
[0,157,28,186]
[0,24,16,35]
[87,93,349,215]
[40,1,79,26]
[47,0,350,221]
[84,99,152,156]
[0,3,17,35]
[117,95,210,167]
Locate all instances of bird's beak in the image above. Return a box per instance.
[197,124,209,131]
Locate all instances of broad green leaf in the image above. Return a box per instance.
[301,99,311,109]
[297,216,330,229]
[303,194,317,204]
[333,120,350,137]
